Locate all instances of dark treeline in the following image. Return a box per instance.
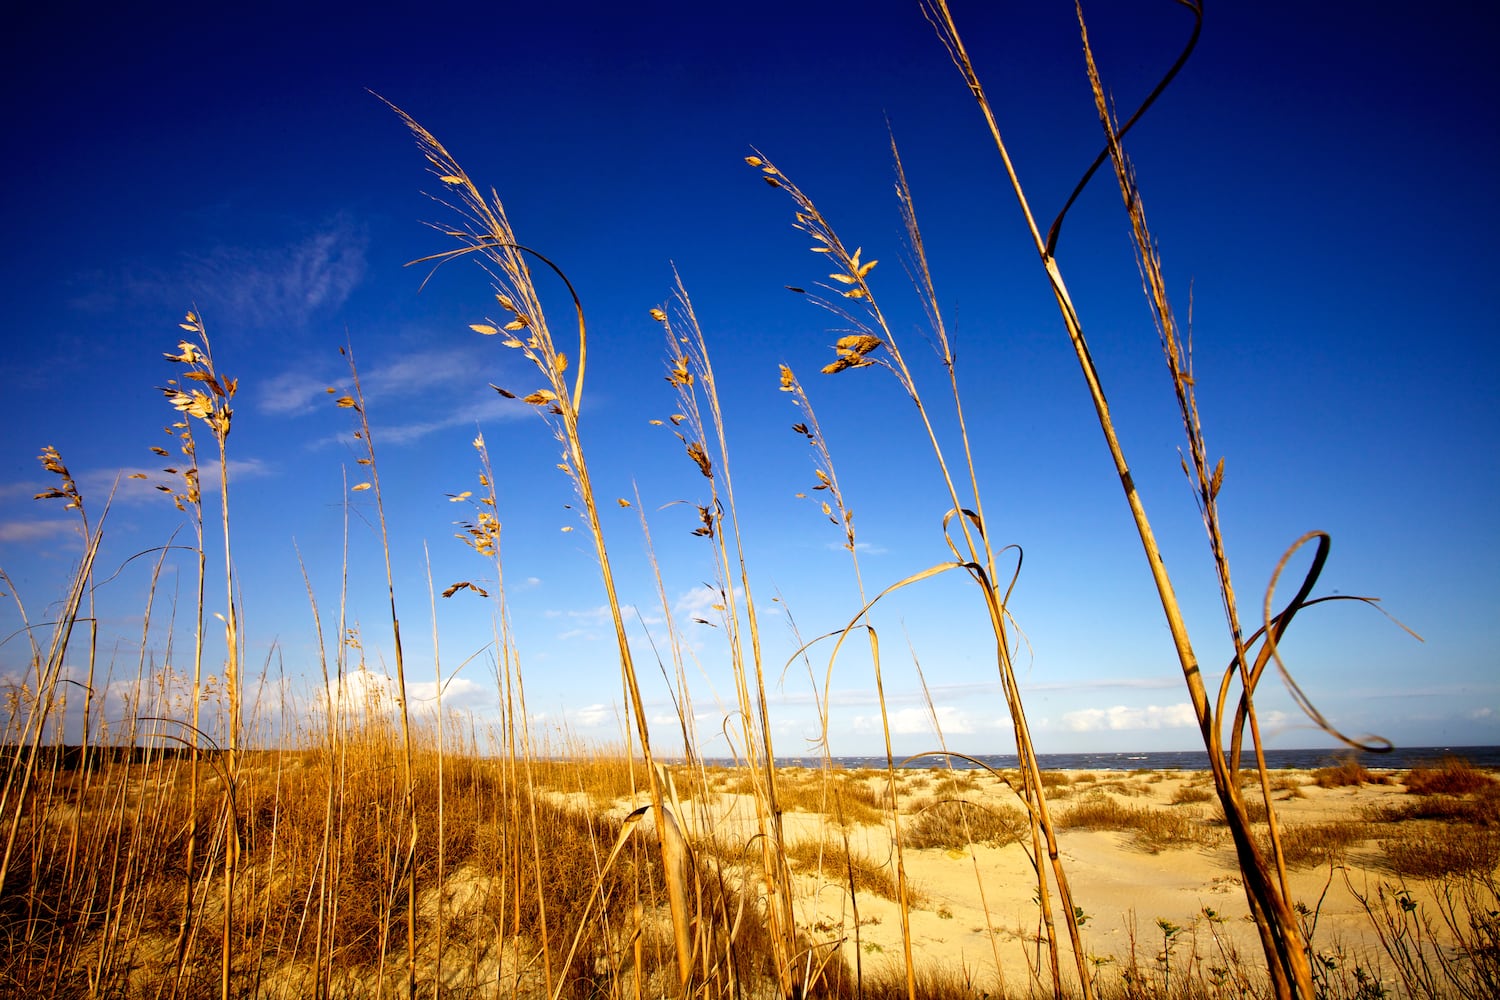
[1,744,217,770]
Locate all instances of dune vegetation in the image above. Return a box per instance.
[4,3,1491,999]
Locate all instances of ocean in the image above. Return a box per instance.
[757,745,1500,772]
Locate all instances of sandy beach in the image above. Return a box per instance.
[612,761,1500,994]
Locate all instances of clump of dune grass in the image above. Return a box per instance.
[903,798,1024,851]
[1382,825,1500,879]
[1268,772,1308,796]
[1366,784,1500,827]
[1272,821,1371,870]
[1403,757,1495,796]
[777,769,888,827]
[1058,794,1221,854]
[1311,760,1388,788]
[1170,785,1214,806]
[527,752,653,808]
[1087,778,1151,798]
[784,838,919,906]
[929,770,982,797]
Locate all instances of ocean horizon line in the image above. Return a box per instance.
[734,744,1500,772]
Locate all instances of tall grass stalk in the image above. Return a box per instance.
[654,282,803,995]
[779,363,916,996]
[923,2,1414,997]
[386,103,697,992]
[334,347,420,998]
[0,449,106,904]
[750,134,1091,995]
[161,314,243,1000]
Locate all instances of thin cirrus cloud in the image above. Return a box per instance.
[2,459,277,538]
[72,219,368,332]
[675,583,742,618]
[185,222,367,330]
[361,396,529,446]
[0,519,82,544]
[75,458,275,507]
[259,345,531,449]
[823,540,888,555]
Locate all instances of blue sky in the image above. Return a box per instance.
[2,2,1495,758]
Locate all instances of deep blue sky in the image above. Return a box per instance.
[3,2,1495,757]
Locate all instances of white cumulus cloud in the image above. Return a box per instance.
[573,703,611,727]
[853,705,973,736]
[1061,703,1196,732]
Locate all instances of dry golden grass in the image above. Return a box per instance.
[777,768,890,827]
[1169,785,1214,806]
[784,837,917,905]
[1403,757,1496,796]
[8,7,1482,999]
[1382,825,1500,879]
[902,797,1025,850]
[1272,820,1372,870]
[1310,760,1391,788]
[1058,793,1222,853]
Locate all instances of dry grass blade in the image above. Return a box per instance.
[387,102,698,989]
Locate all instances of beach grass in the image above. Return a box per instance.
[2,4,1481,1000]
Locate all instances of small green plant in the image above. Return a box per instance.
[1155,917,1185,993]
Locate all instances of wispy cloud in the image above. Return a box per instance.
[64,458,276,507]
[824,540,887,555]
[264,344,533,446]
[0,519,82,544]
[258,370,334,417]
[550,602,662,642]
[308,667,489,716]
[71,218,368,332]
[186,220,367,329]
[1061,703,1197,732]
[366,396,530,446]
[266,346,489,416]
[675,583,743,619]
[3,458,273,518]
[1025,676,1180,693]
